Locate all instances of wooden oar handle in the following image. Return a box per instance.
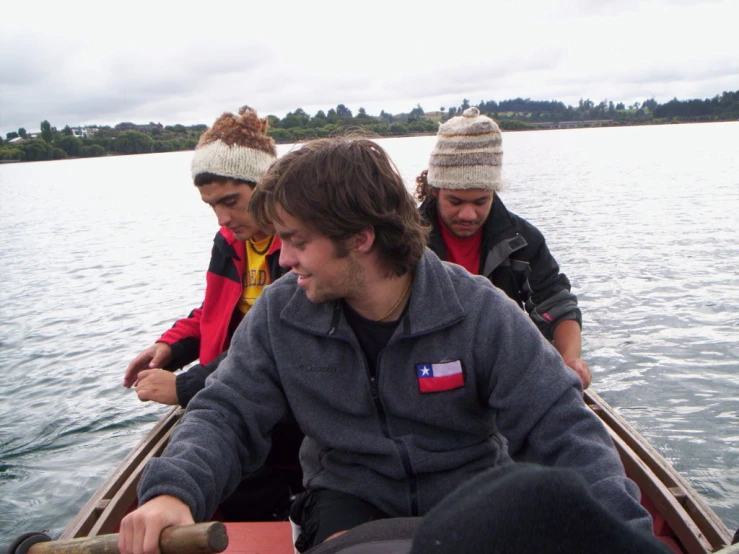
[26,522,228,554]
[158,522,228,553]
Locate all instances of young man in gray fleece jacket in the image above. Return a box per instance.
[119,138,654,554]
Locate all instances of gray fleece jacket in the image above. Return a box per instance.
[138,249,652,531]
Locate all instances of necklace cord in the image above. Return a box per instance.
[376,276,413,322]
[249,235,275,256]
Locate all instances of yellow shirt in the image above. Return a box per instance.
[238,235,274,314]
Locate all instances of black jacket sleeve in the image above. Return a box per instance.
[175,351,228,408]
[523,238,582,339]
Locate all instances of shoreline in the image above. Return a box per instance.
[2,119,737,165]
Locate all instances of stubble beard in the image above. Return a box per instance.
[308,255,365,304]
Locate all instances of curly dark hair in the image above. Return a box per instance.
[414,169,435,203]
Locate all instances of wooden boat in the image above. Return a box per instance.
[583,391,733,554]
[59,390,735,554]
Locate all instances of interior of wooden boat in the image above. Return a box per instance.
[59,391,734,554]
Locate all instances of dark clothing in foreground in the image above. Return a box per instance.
[420,194,581,341]
[409,463,671,554]
[292,489,389,551]
[303,464,671,554]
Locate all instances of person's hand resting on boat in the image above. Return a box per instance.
[123,343,173,388]
[564,358,592,390]
[552,320,591,389]
[134,369,179,405]
[118,494,194,554]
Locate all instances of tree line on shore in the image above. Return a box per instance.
[0,122,204,162]
[1,90,737,163]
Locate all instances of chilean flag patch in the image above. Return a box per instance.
[416,360,464,393]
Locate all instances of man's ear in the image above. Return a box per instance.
[352,227,376,254]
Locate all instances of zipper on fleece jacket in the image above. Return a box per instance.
[322,302,426,516]
[325,323,421,517]
[369,348,420,517]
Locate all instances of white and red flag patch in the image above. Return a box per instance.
[416,360,464,393]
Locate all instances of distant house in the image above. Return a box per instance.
[8,132,41,141]
[424,111,445,122]
[66,126,100,138]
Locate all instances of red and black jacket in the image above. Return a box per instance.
[158,227,283,406]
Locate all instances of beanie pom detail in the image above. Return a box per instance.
[427,108,503,191]
[192,105,277,183]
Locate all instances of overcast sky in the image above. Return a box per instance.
[1,0,737,136]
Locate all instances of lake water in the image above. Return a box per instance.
[1,123,738,542]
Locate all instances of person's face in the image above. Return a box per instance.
[436,188,494,238]
[274,207,364,303]
[198,179,268,242]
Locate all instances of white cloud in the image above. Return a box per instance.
[1,0,737,135]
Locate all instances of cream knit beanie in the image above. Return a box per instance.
[191,106,277,183]
[427,107,503,191]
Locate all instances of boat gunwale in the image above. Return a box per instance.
[585,390,732,552]
[60,406,184,539]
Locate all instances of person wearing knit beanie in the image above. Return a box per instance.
[426,107,503,192]
[191,105,277,187]
[417,107,591,389]
[123,106,302,521]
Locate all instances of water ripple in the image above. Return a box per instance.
[1,127,738,541]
